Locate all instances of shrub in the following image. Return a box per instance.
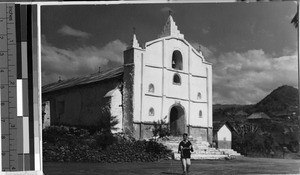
[232,121,299,158]
[152,117,170,139]
[43,125,173,163]
[94,131,116,150]
[98,106,119,133]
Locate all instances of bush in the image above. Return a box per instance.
[94,131,116,150]
[152,117,170,139]
[43,126,172,163]
[43,125,90,144]
[232,121,299,158]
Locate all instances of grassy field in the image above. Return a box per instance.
[43,157,300,175]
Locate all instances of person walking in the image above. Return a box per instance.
[178,133,194,175]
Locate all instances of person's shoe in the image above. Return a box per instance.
[182,171,187,175]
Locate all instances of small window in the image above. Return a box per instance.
[149,108,155,116]
[199,110,202,118]
[172,50,183,70]
[197,92,202,99]
[173,74,181,85]
[148,84,154,93]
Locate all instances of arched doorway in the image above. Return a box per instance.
[169,105,186,136]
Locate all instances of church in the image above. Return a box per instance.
[42,14,213,142]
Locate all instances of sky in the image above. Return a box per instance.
[41,1,298,105]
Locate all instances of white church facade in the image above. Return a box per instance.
[42,14,213,142]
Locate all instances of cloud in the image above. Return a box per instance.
[202,28,209,35]
[41,35,127,85]
[190,42,216,59]
[191,42,297,104]
[57,25,91,39]
[212,49,297,105]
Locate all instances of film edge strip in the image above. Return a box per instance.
[0,3,43,174]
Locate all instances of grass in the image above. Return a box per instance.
[43,156,300,175]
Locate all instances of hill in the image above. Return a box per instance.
[213,85,299,157]
[213,85,298,121]
[255,85,298,117]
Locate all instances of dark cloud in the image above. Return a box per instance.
[41,36,127,85]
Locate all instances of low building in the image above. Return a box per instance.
[213,121,233,149]
[247,112,271,120]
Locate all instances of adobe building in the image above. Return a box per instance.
[213,121,233,149]
[42,14,213,142]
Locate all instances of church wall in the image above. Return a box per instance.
[189,127,208,141]
[109,89,123,133]
[132,122,156,140]
[190,76,207,103]
[144,41,163,67]
[123,17,213,140]
[143,66,163,96]
[132,51,143,123]
[142,95,162,123]
[42,78,122,127]
[140,123,156,139]
[164,39,189,72]
[133,123,141,139]
[123,47,146,136]
[163,99,189,124]
[123,64,135,135]
[207,65,213,128]
[189,102,208,127]
[190,50,206,77]
[164,71,189,99]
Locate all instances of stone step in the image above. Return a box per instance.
[161,142,215,151]
[173,153,228,160]
[218,149,242,156]
[159,139,234,160]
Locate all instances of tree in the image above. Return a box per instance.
[291,12,298,28]
[98,105,119,133]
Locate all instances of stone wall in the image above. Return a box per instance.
[133,122,156,140]
[122,64,135,136]
[218,141,231,149]
[189,126,209,141]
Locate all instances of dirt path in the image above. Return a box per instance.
[43,157,300,175]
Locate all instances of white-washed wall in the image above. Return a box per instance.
[110,89,123,133]
[218,125,232,141]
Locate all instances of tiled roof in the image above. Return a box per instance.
[213,121,234,132]
[42,66,124,94]
[235,110,248,116]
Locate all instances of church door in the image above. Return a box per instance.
[169,105,185,136]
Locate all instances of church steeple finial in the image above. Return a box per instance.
[127,27,141,49]
[158,13,184,39]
